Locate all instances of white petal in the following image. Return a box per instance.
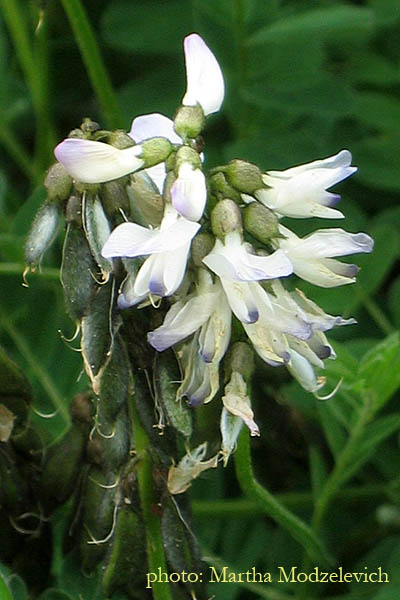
[171,164,207,221]
[129,113,181,144]
[267,150,353,179]
[219,279,259,324]
[293,229,374,259]
[287,350,322,393]
[182,33,225,116]
[102,222,155,258]
[54,138,144,183]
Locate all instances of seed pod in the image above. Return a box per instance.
[96,335,132,427]
[83,194,113,279]
[154,351,192,439]
[78,466,119,574]
[24,202,61,269]
[40,422,88,513]
[100,179,130,217]
[81,280,116,394]
[102,505,147,597]
[127,172,164,228]
[60,222,97,321]
[88,404,131,471]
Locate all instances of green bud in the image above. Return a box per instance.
[243,202,280,244]
[44,163,73,204]
[127,172,164,228]
[65,195,82,225]
[225,159,264,194]
[225,342,255,383]
[108,129,134,149]
[141,137,173,168]
[211,198,242,239]
[100,179,130,216]
[174,104,205,140]
[175,145,202,171]
[209,171,241,202]
[81,118,101,134]
[24,202,61,269]
[191,233,215,267]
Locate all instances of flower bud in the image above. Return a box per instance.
[44,163,73,204]
[191,233,215,267]
[224,342,255,383]
[174,104,205,140]
[211,198,242,239]
[175,145,202,171]
[108,129,135,149]
[225,159,264,194]
[140,137,173,168]
[209,171,241,202]
[24,202,61,269]
[127,173,164,228]
[243,202,281,243]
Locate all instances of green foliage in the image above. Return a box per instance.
[0,0,400,599]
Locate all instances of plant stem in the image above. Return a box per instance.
[234,429,333,565]
[60,0,123,129]
[354,285,394,336]
[132,402,173,600]
[0,123,39,180]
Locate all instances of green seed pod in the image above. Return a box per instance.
[191,233,215,267]
[60,222,97,321]
[44,163,73,204]
[65,195,82,225]
[210,198,242,239]
[154,351,192,439]
[209,171,241,202]
[225,159,264,194]
[78,466,119,574]
[224,341,255,383]
[174,104,205,140]
[81,280,116,394]
[127,172,164,228]
[243,202,280,244]
[24,202,61,269]
[88,404,131,471]
[83,194,113,279]
[40,422,88,513]
[95,335,132,427]
[102,505,147,597]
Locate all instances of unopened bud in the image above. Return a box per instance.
[24,202,61,268]
[225,342,255,383]
[211,198,242,239]
[191,233,215,267]
[127,172,164,228]
[209,172,241,202]
[225,159,264,194]
[44,163,73,204]
[108,130,135,149]
[243,202,280,243]
[141,137,173,167]
[174,104,205,140]
[175,145,202,171]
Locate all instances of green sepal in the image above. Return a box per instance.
[60,222,97,321]
[102,505,147,597]
[154,351,193,439]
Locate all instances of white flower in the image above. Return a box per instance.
[129,112,182,193]
[255,150,356,219]
[171,163,207,221]
[54,138,144,184]
[276,224,374,287]
[202,230,293,283]
[222,372,259,437]
[102,205,199,305]
[182,33,225,116]
[176,333,221,405]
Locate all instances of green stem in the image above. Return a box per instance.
[0,0,56,175]
[0,310,70,424]
[354,285,394,336]
[192,483,387,517]
[0,122,38,180]
[234,430,333,565]
[60,0,123,129]
[132,403,173,600]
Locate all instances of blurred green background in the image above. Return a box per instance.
[1,1,400,599]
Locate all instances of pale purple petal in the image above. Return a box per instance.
[171,164,207,221]
[129,113,181,144]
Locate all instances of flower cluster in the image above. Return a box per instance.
[53,34,373,456]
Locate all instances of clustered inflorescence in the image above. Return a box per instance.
[26,34,373,481]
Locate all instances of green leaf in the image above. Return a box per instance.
[101,0,192,54]
[38,590,73,600]
[367,0,400,26]
[355,92,400,134]
[358,333,400,413]
[352,135,400,191]
[248,5,374,46]
[388,276,400,329]
[309,445,328,501]
[7,574,28,600]
[0,575,12,600]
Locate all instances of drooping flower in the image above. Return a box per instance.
[182,33,225,116]
[54,138,144,184]
[276,224,374,287]
[170,162,207,222]
[102,205,199,305]
[255,150,356,219]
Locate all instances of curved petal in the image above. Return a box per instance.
[293,229,374,259]
[129,113,182,144]
[171,164,207,221]
[182,33,225,116]
[54,138,144,183]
